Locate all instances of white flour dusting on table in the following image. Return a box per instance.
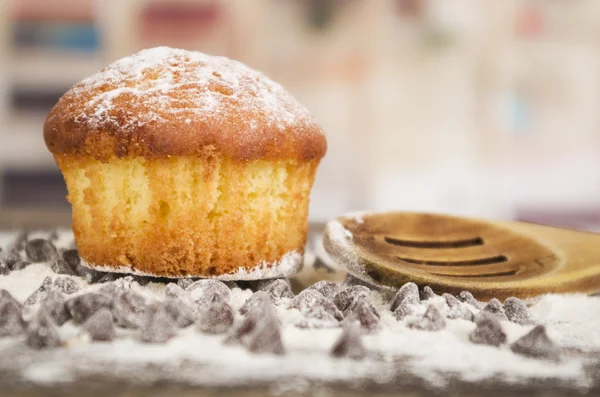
[0,231,599,390]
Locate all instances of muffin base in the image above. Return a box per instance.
[80,250,303,280]
[55,154,319,277]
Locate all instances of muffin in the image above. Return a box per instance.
[43,47,326,278]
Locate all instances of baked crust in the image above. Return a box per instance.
[44,47,326,162]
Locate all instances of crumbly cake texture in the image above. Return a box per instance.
[56,155,317,277]
[43,47,326,277]
[43,47,326,161]
[1,231,600,393]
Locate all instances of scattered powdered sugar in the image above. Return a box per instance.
[324,218,353,243]
[1,230,600,391]
[81,250,302,280]
[53,46,319,135]
[529,294,600,351]
[0,263,57,302]
[211,251,303,281]
[322,218,375,282]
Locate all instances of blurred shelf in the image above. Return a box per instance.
[10,0,95,22]
[9,89,64,112]
[0,140,55,170]
[0,208,71,229]
[0,0,597,224]
[1,168,68,210]
[8,49,103,90]
[0,111,56,170]
[12,21,99,51]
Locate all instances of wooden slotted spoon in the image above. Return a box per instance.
[323,212,600,300]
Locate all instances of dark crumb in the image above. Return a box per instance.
[331,321,367,359]
[0,299,27,337]
[0,261,9,276]
[10,260,32,271]
[186,279,231,302]
[140,303,178,344]
[164,296,196,328]
[164,283,187,300]
[239,291,271,316]
[112,290,148,329]
[25,239,58,263]
[176,278,194,289]
[9,230,29,255]
[458,291,484,309]
[511,325,561,361]
[0,251,20,271]
[483,298,508,321]
[50,257,77,276]
[99,276,136,295]
[82,308,117,342]
[408,305,446,331]
[197,294,234,334]
[41,290,71,326]
[24,276,53,305]
[0,289,22,309]
[257,278,294,302]
[504,297,535,325]
[443,293,474,321]
[229,292,285,355]
[289,289,343,326]
[244,314,285,355]
[26,308,62,350]
[393,296,418,320]
[61,249,81,269]
[333,286,370,312]
[344,299,379,331]
[65,293,113,324]
[53,277,81,295]
[470,312,507,346]
[390,282,419,312]
[95,273,120,284]
[419,286,437,301]
[306,280,339,298]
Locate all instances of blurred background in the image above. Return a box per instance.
[0,0,599,230]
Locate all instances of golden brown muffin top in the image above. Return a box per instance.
[44,47,326,161]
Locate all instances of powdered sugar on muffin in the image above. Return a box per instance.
[74,47,313,130]
[44,47,326,161]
